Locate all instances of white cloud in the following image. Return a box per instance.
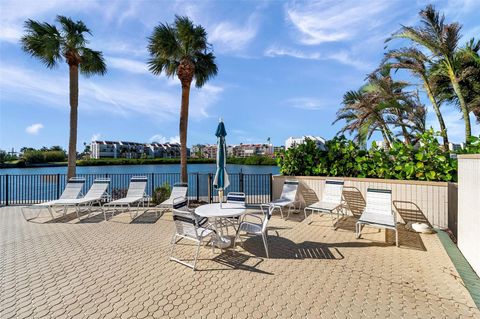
[285,0,394,45]
[0,64,222,122]
[264,46,372,71]
[285,97,327,111]
[149,134,180,144]
[209,14,259,53]
[25,123,44,135]
[107,56,149,75]
[91,133,102,142]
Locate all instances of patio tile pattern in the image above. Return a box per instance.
[0,206,479,318]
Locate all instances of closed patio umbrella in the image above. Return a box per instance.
[213,118,230,203]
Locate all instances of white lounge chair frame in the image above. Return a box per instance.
[356,188,399,247]
[220,192,246,233]
[170,197,215,271]
[260,180,299,219]
[155,182,188,215]
[52,178,110,220]
[234,205,274,258]
[304,180,345,228]
[103,176,148,221]
[21,177,86,221]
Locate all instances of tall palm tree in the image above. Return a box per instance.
[384,47,449,149]
[21,16,106,178]
[147,16,218,183]
[390,5,471,142]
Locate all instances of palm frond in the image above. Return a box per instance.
[79,47,106,76]
[21,19,62,68]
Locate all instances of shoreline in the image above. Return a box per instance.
[0,156,277,169]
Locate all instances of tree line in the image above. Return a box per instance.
[335,5,479,149]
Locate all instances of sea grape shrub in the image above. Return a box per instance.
[277,130,457,182]
[459,135,480,154]
[152,183,172,205]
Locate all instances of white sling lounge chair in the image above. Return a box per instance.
[304,180,344,228]
[103,176,148,221]
[53,178,110,220]
[155,182,188,215]
[21,177,86,221]
[220,192,246,233]
[356,188,399,247]
[170,197,215,271]
[260,180,299,219]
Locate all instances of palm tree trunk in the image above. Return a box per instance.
[448,68,471,142]
[179,82,190,183]
[401,125,411,145]
[423,79,449,149]
[67,63,79,179]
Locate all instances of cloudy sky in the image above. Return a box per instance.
[0,0,479,152]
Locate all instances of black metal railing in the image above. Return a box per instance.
[0,173,273,206]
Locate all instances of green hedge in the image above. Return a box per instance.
[276,129,466,182]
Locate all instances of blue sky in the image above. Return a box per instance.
[0,0,479,152]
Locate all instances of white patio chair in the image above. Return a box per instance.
[234,205,274,258]
[356,188,399,247]
[53,178,110,220]
[260,180,299,219]
[155,182,188,215]
[304,180,344,228]
[170,197,215,271]
[103,176,148,221]
[220,192,246,233]
[21,177,86,221]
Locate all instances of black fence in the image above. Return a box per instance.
[0,173,273,206]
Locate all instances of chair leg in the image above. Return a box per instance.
[279,207,284,219]
[262,233,269,258]
[395,227,399,247]
[355,222,360,239]
[192,241,201,271]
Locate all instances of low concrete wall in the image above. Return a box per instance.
[458,155,480,275]
[273,175,455,229]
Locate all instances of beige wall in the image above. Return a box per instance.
[273,175,453,229]
[457,155,480,275]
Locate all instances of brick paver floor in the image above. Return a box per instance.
[1,206,479,318]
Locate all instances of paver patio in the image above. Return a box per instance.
[0,206,479,318]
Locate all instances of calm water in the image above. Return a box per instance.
[0,164,280,175]
[0,164,280,204]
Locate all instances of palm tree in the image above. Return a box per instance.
[383,47,449,149]
[390,5,471,142]
[147,16,218,183]
[334,87,395,148]
[366,67,426,145]
[21,16,106,178]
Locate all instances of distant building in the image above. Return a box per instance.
[190,143,276,158]
[372,140,389,150]
[285,136,326,150]
[90,141,182,159]
[448,142,465,152]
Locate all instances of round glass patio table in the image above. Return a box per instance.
[195,203,246,248]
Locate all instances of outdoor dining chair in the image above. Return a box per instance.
[304,180,345,228]
[219,192,246,233]
[170,197,215,271]
[21,177,86,221]
[234,205,274,258]
[260,179,299,219]
[356,188,399,247]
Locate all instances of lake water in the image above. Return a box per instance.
[0,164,280,176]
[0,164,280,204]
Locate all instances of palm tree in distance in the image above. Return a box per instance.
[21,16,106,178]
[390,5,472,142]
[147,16,218,183]
[383,47,449,149]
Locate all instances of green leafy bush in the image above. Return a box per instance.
[277,130,457,182]
[152,183,172,205]
[459,135,480,154]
